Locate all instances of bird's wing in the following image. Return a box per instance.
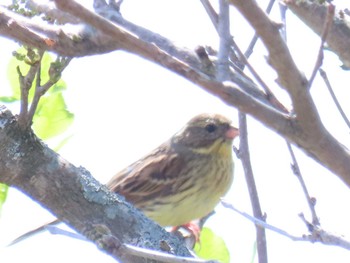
[106,145,185,207]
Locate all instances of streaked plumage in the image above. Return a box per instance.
[107,113,239,226]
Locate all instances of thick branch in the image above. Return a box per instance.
[0,6,120,56]
[228,0,317,126]
[228,0,350,186]
[0,106,191,263]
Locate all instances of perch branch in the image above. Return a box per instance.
[0,106,191,263]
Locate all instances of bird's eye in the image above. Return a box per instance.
[205,123,217,133]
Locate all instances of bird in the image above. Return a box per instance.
[9,113,239,244]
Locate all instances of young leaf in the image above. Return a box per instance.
[194,227,230,263]
[32,92,74,140]
[0,183,9,214]
[0,96,18,103]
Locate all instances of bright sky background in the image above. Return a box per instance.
[1,0,350,262]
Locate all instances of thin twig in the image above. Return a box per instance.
[76,201,338,257]
[200,0,218,28]
[319,68,350,130]
[27,55,72,123]
[278,2,287,43]
[18,50,43,129]
[8,219,61,246]
[222,200,350,250]
[12,224,217,263]
[238,114,268,263]
[222,200,304,241]
[286,143,320,226]
[200,0,288,114]
[245,0,276,58]
[26,49,45,127]
[216,0,231,81]
[204,2,318,241]
[232,18,273,261]
[279,1,321,229]
[308,4,335,88]
[231,40,272,96]
[230,39,289,113]
[201,1,269,262]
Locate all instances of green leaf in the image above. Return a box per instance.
[250,241,257,263]
[194,227,230,263]
[32,92,74,140]
[0,96,18,103]
[0,183,9,214]
[7,50,26,101]
[38,52,54,85]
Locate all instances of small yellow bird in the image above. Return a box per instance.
[107,113,239,226]
[10,113,239,244]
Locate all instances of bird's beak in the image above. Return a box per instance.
[225,126,239,139]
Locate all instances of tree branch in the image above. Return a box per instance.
[228,0,350,187]
[319,68,350,129]
[238,114,268,263]
[0,105,191,263]
[308,4,335,87]
[0,6,120,56]
[228,0,314,124]
[222,200,350,250]
[286,143,320,226]
[207,1,269,262]
[1,0,350,187]
[3,0,350,186]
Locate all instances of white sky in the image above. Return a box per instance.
[1,0,350,262]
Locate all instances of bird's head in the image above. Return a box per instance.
[172,114,239,156]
